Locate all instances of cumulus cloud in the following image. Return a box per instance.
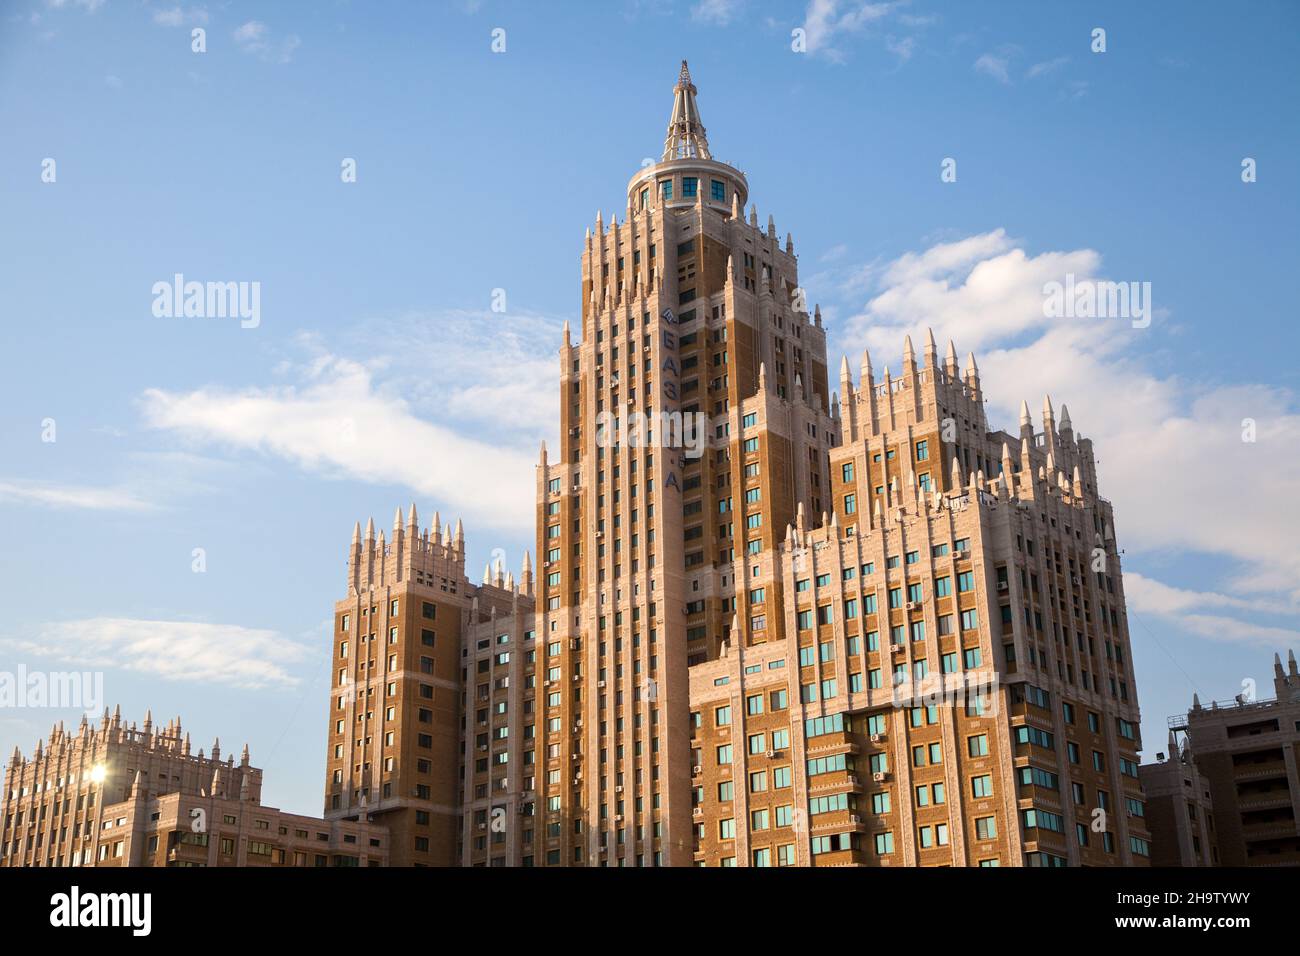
[3,618,311,690]
[822,229,1300,642]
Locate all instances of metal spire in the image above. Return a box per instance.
[662,60,711,161]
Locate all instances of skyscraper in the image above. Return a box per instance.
[330,62,1152,867]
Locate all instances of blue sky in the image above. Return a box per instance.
[1,0,1297,816]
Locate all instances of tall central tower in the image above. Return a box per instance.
[533,61,836,865]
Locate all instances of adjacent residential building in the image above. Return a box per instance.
[1151,650,1300,866]
[1139,732,1218,866]
[1,709,386,867]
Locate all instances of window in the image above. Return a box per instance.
[660,180,673,199]
[975,816,997,840]
[875,832,894,854]
[682,177,698,197]
[968,734,989,757]
[971,774,994,798]
[915,439,928,461]
[1022,808,1064,833]
[711,179,726,201]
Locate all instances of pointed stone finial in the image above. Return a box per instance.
[1043,394,1055,419]
[860,348,873,383]
[1289,648,1298,677]
[351,521,361,546]
[1059,403,1073,432]
[483,563,492,585]
[408,502,418,529]
[364,517,374,541]
[945,339,958,374]
[785,232,794,255]
[758,361,767,390]
[1019,399,1032,428]
[731,192,740,219]
[839,354,851,383]
[923,327,938,366]
[903,334,915,366]
[767,214,776,238]
[393,507,403,532]
[454,518,465,547]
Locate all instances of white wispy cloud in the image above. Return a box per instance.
[153,5,209,27]
[1026,55,1069,79]
[0,480,155,512]
[45,0,105,12]
[233,19,300,63]
[821,229,1300,642]
[799,0,896,61]
[974,52,1011,84]
[692,0,743,25]
[2,618,312,690]
[885,34,915,62]
[139,348,542,533]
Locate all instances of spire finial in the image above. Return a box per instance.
[662,60,711,161]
